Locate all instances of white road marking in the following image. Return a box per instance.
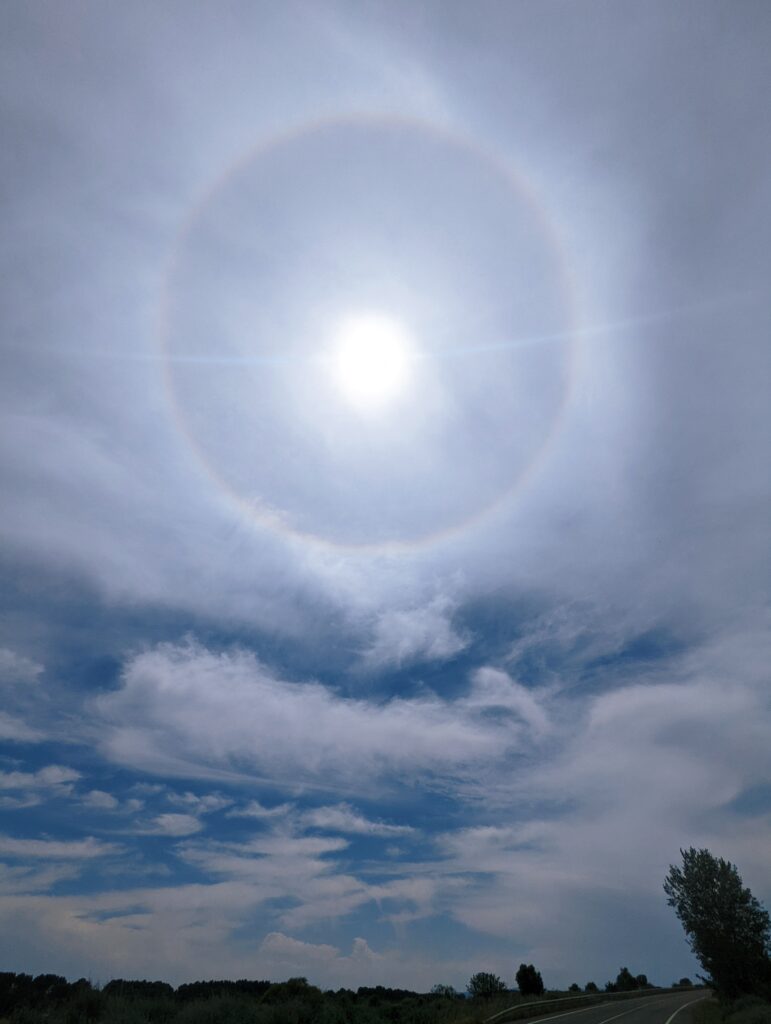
[590,996,675,1024]
[488,992,699,1024]
[662,996,709,1024]
[489,995,674,1024]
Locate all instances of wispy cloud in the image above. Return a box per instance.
[0,713,44,743]
[0,648,43,686]
[304,803,415,836]
[362,595,469,669]
[0,765,80,791]
[464,667,551,737]
[0,835,120,859]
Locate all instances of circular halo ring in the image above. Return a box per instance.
[158,112,580,555]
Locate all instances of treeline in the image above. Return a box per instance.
[0,969,692,1024]
[466,964,667,999]
[0,972,473,1024]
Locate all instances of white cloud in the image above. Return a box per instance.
[369,624,771,985]
[81,790,120,810]
[0,648,43,686]
[165,791,233,814]
[259,931,339,963]
[140,814,204,837]
[0,712,44,743]
[362,595,469,669]
[0,863,81,894]
[304,803,415,836]
[465,667,551,736]
[94,641,531,791]
[0,765,80,791]
[170,831,372,933]
[0,1,767,993]
[0,835,120,859]
[258,932,385,981]
[0,653,46,744]
[0,879,482,989]
[226,799,293,819]
[0,794,42,810]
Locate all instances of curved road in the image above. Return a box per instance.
[499,991,709,1024]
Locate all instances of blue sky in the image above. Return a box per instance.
[1,0,770,992]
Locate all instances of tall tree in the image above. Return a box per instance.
[664,847,771,999]
[614,967,638,992]
[516,963,545,997]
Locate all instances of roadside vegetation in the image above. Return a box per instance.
[691,997,771,1024]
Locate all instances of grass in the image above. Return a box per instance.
[692,996,771,1024]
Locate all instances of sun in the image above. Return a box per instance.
[331,313,413,411]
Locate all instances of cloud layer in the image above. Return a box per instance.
[0,0,769,994]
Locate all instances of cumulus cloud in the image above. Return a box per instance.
[80,789,120,810]
[139,814,204,837]
[258,932,384,980]
[259,931,340,963]
[93,641,532,790]
[165,791,233,814]
[226,799,293,820]
[374,623,771,983]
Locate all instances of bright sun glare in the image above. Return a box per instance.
[331,313,413,411]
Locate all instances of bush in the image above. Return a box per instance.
[467,973,507,999]
[725,996,771,1024]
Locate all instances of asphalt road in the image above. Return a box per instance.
[500,991,710,1024]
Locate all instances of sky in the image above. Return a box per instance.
[1,0,770,993]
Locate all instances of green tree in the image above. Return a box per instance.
[615,967,638,992]
[467,973,507,998]
[516,964,544,997]
[569,983,581,992]
[584,982,599,993]
[664,847,771,1000]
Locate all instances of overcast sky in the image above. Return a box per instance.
[1,0,770,992]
